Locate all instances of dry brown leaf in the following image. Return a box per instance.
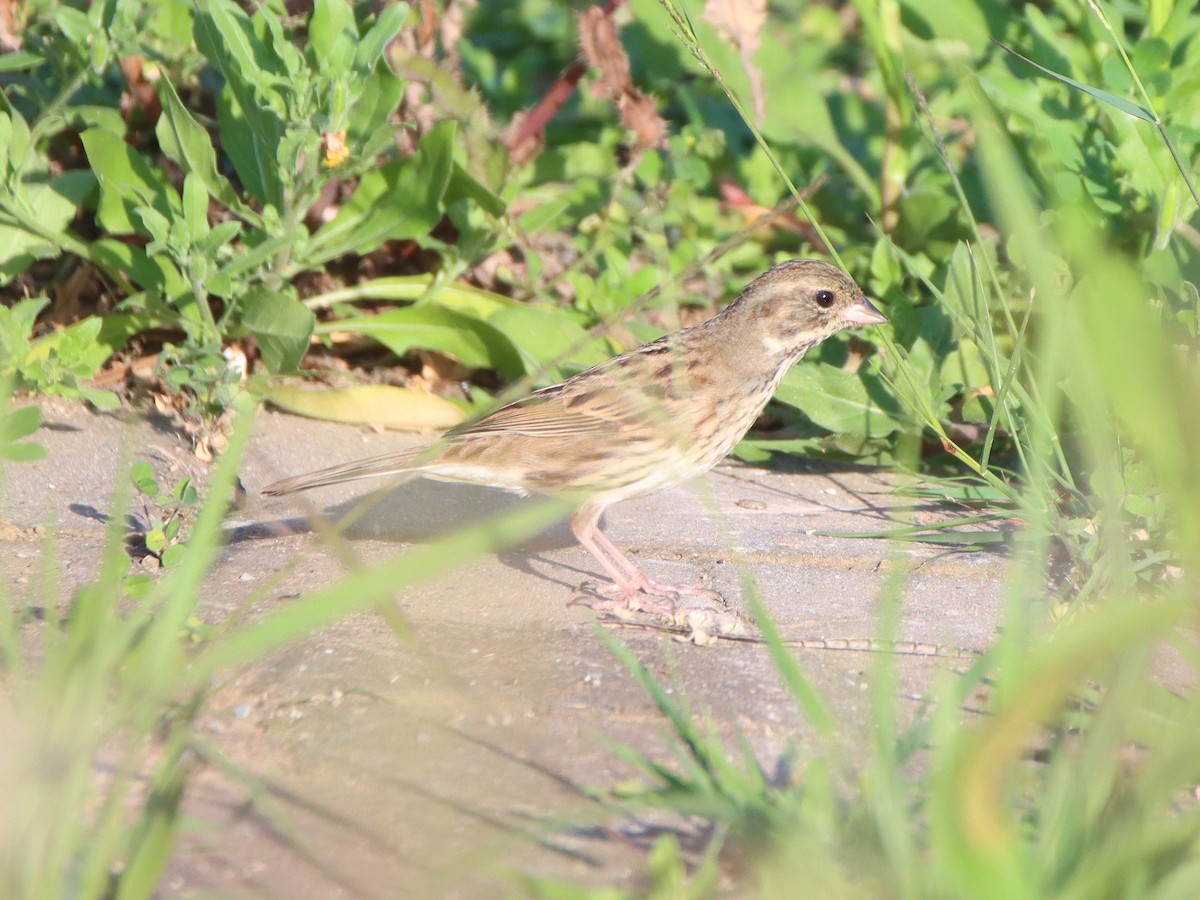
[579,6,630,102]
[0,0,20,53]
[578,6,666,158]
[619,92,667,156]
[702,0,767,125]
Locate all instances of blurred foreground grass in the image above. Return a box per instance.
[519,3,1200,897]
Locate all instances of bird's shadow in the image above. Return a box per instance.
[237,479,580,556]
[232,480,592,591]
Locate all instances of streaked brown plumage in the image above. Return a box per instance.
[264,259,887,612]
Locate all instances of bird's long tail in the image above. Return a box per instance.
[262,446,429,496]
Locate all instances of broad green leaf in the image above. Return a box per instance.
[1,404,42,441]
[308,0,356,74]
[518,198,571,234]
[193,0,266,94]
[200,220,242,257]
[0,51,42,72]
[994,40,1156,123]
[0,439,48,462]
[26,317,112,374]
[134,205,171,244]
[306,120,455,265]
[145,528,167,553]
[240,288,315,373]
[62,104,126,136]
[131,461,160,496]
[0,403,46,461]
[445,161,507,218]
[355,2,409,70]
[487,304,613,375]
[76,385,121,411]
[0,170,94,274]
[182,174,210,242]
[774,363,904,438]
[149,0,194,49]
[262,382,466,431]
[214,80,285,208]
[215,231,294,280]
[90,239,189,301]
[323,305,524,378]
[2,107,31,171]
[894,0,988,47]
[155,79,249,218]
[54,6,94,44]
[196,0,286,206]
[0,298,49,367]
[81,128,180,234]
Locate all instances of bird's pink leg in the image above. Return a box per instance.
[569,504,723,612]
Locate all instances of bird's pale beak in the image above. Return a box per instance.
[840,298,888,326]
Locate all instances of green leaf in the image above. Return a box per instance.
[90,239,189,301]
[308,0,356,73]
[0,170,94,274]
[182,174,210,243]
[145,528,168,553]
[774,363,904,438]
[161,542,188,569]
[0,50,42,72]
[77,385,121,410]
[240,288,316,373]
[0,297,48,367]
[155,79,249,218]
[81,128,180,235]
[518,199,570,234]
[134,205,171,244]
[2,107,31,171]
[213,83,284,208]
[0,404,49,460]
[993,40,1157,123]
[445,161,507,218]
[0,439,48,462]
[323,305,524,378]
[355,2,409,70]
[195,0,286,206]
[486,304,613,376]
[348,65,406,148]
[131,461,160,496]
[306,120,454,265]
[55,6,95,44]
[170,477,199,506]
[25,316,111,374]
[1,404,42,442]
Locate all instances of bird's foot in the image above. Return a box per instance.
[571,580,747,645]
[571,581,678,616]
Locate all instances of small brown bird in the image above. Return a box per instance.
[264,260,887,612]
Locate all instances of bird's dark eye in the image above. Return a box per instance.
[815,290,835,308]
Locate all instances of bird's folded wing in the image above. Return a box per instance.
[448,378,661,439]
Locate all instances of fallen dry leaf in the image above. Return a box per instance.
[264,383,466,432]
[578,6,666,157]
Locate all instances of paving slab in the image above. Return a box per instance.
[0,401,1009,897]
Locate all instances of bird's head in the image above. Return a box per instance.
[726,259,887,359]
